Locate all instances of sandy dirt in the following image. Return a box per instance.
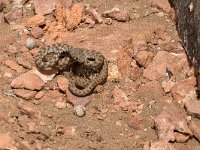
[0,0,200,150]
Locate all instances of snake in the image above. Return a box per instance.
[35,43,108,97]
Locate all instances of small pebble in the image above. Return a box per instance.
[73,105,86,117]
[25,37,36,49]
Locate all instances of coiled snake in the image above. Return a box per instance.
[35,44,108,97]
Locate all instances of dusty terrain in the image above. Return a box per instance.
[0,0,200,150]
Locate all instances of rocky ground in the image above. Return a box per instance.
[0,0,200,149]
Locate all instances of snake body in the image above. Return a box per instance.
[35,44,108,97]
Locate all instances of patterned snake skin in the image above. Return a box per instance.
[35,44,108,97]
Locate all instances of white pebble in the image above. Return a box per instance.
[73,105,86,117]
[25,37,36,49]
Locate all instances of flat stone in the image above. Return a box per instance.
[13,89,37,100]
[171,77,196,103]
[189,119,200,142]
[185,100,200,118]
[11,71,44,90]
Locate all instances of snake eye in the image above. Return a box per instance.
[87,57,95,62]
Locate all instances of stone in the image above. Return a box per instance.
[55,101,66,109]
[33,0,57,15]
[40,90,64,102]
[35,91,44,99]
[0,2,6,12]
[25,37,36,49]
[13,0,29,5]
[151,0,172,13]
[57,76,68,93]
[64,3,85,30]
[171,77,196,103]
[13,89,37,100]
[134,50,154,68]
[31,27,44,39]
[174,132,189,143]
[86,7,103,23]
[73,105,86,117]
[154,105,193,142]
[189,119,200,142]
[17,58,32,69]
[4,5,23,24]
[30,67,57,83]
[11,72,44,90]
[17,102,41,119]
[127,115,144,130]
[169,0,200,93]
[4,59,23,73]
[154,115,176,142]
[0,133,15,149]
[150,141,176,150]
[185,100,200,118]
[26,122,36,132]
[162,79,175,93]
[143,51,172,80]
[26,15,45,27]
[102,7,130,22]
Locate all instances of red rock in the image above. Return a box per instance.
[13,89,37,100]
[144,52,190,81]
[13,0,28,5]
[0,133,15,149]
[33,0,58,15]
[57,76,68,93]
[151,0,172,13]
[154,105,193,142]
[84,17,96,28]
[55,101,66,109]
[185,100,200,118]
[155,115,176,142]
[30,67,57,83]
[17,102,41,119]
[86,7,103,23]
[26,15,45,27]
[7,45,18,55]
[27,122,36,132]
[174,132,189,143]
[143,51,174,80]
[40,90,64,102]
[189,119,200,142]
[171,77,196,103]
[150,141,175,150]
[112,86,130,111]
[35,91,44,99]
[117,47,142,80]
[64,3,85,30]
[102,7,130,22]
[0,2,6,12]
[17,58,32,69]
[31,27,44,38]
[127,115,144,130]
[11,72,44,90]
[4,5,23,24]
[135,50,154,68]
[4,59,23,73]
[162,79,175,93]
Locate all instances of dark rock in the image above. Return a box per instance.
[169,0,200,93]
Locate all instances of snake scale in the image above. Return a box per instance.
[35,44,108,97]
